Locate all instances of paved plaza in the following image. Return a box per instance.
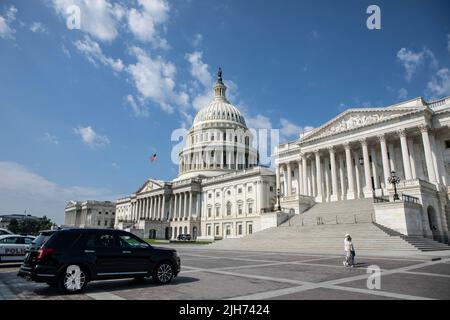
[1,246,449,300]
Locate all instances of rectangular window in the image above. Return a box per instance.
[238,188,242,194]
[238,224,242,235]
[446,140,450,149]
[208,208,212,218]
[208,193,212,198]
[207,225,211,236]
[248,203,253,214]
[238,204,242,215]
[104,220,108,226]
[97,220,101,226]
[215,206,220,217]
[270,186,274,192]
[215,225,219,236]
[247,186,252,192]
[248,224,253,234]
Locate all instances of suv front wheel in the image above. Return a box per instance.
[152,261,174,284]
[58,264,88,294]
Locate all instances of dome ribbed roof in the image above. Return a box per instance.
[193,100,246,126]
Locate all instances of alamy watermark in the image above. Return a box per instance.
[170,127,280,167]
[366,5,381,30]
[66,5,81,30]
[366,265,381,290]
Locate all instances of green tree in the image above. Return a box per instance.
[7,216,54,235]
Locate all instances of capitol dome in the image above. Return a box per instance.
[176,68,259,181]
[192,70,246,128]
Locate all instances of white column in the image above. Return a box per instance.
[297,160,302,195]
[420,125,437,183]
[329,147,338,201]
[324,156,330,202]
[407,138,417,179]
[183,192,188,219]
[156,196,160,220]
[338,153,345,200]
[275,162,281,193]
[314,150,323,202]
[161,195,166,220]
[286,162,292,196]
[168,196,173,220]
[361,138,372,197]
[379,134,391,191]
[301,154,307,195]
[188,192,193,219]
[370,145,380,191]
[399,128,413,180]
[344,142,355,200]
[353,150,361,199]
[429,131,440,183]
[196,193,200,217]
[173,195,177,219]
[388,143,396,172]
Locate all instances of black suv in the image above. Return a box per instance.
[18,229,180,293]
[177,234,191,241]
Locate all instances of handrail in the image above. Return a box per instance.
[401,194,420,204]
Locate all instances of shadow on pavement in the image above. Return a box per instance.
[31,276,200,296]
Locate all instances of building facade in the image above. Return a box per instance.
[114,70,278,239]
[64,200,116,229]
[275,96,450,243]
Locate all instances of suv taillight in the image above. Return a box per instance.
[37,248,54,261]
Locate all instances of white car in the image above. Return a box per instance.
[0,228,14,236]
[0,235,36,263]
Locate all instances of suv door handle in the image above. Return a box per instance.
[122,250,132,254]
[84,250,95,253]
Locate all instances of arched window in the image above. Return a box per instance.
[226,201,232,216]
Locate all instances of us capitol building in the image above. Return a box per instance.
[108,69,450,245]
[114,70,278,240]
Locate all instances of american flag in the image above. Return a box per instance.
[149,153,157,162]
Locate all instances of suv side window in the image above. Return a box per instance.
[86,233,118,248]
[118,234,149,249]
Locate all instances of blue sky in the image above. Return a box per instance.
[0,0,449,223]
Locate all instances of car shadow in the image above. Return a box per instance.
[31,276,200,297]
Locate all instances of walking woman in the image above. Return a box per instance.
[343,234,356,267]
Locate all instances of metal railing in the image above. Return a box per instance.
[373,196,389,203]
[402,194,420,204]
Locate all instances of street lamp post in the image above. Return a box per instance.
[388,171,401,201]
[276,188,282,211]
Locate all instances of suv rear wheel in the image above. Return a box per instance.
[152,261,174,284]
[58,264,88,294]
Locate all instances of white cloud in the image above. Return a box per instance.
[448,34,450,52]
[396,47,438,81]
[43,132,59,145]
[398,88,408,99]
[426,68,450,98]
[74,35,124,72]
[0,5,17,39]
[280,118,303,138]
[192,33,203,47]
[30,22,47,33]
[61,44,71,58]
[0,161,113,224]
[247,114,272,130]
[73,126,110,148]
[127,0,169,46]
[124,94,149,117]
[50,0,125,42]
[127,46,189,113]
[186,51,213,88]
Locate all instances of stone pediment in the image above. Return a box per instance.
[136,179,164,194]
[302,108,422,141]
